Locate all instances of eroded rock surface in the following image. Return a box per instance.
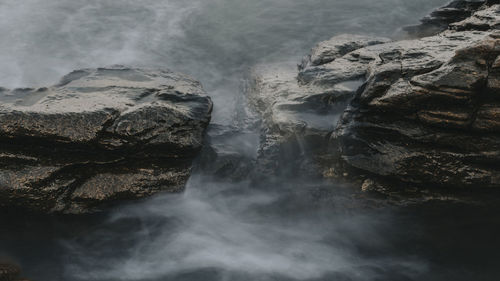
[299,34,390,69]
[249,35,389,177]
[336,5,500,188]
[0,263,25,281]
[250,2,500,189]
[0,66,212,213]
[452,2,500,30]
[197,124,259,180]
[404,0,497,37]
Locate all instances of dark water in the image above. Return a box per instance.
[3,179,500,281]
[2,0,500,281]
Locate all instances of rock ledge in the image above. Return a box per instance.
[0,66,212,214]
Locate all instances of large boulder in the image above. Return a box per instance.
[0,66,212,214]
[335,5,500,188]
[249,2,500,189]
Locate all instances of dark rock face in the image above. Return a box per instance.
[404,0,494,37]
[336,5,500,188]
[250,2,500,189]
[299,34,390,69]
[196,124,259,180]
[0,66,212,213]
[0,263,23,281]
[451,3,500,30]
[248,35,389,177]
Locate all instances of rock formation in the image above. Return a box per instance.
[248,35,390,177]
[249,1,500,189]
[336,5,500,188]
[0,263,26,281]
[404,0,492,37]
[197,124,259,180]
[0,66,212,214]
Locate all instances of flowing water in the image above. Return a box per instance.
[2,1,500,281]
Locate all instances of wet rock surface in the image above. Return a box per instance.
[0,262,27,281]
[250,2,500,190]
[0,263,19,281]
[0,66,212,214]
[196,124,259,180]
[336,5,500,188]
[299,34,390,69]
[248,35,389,177]
[404,0,496,37]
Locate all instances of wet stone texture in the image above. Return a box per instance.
[404,0,499,37]
[335,4,500,188]
[250,1,500,190]
[248,34,390,177]
[0,66,212,214]
[0,263,26,281]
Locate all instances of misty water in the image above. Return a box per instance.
[1,0,500,281]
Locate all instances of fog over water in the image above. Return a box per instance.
[0,0,446,124]
[4,1,500,281]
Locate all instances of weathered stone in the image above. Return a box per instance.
[248,35,386,177]
[299,34,390,69]
[335,7,500,188]
[248,2,500,188]
[404,0,491,37]
[473,104,500,130]
[0,66,212,213]
[196,124,259,180]
[451,4,500,30]
[0,263,21,281]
